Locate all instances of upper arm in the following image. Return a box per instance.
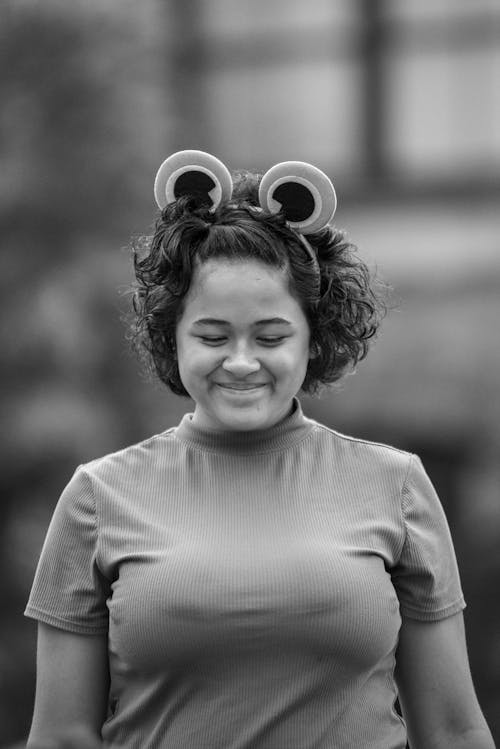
[27,621,109,746]
[395,612,493,748]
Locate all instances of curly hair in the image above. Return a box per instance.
[130,171,387,397]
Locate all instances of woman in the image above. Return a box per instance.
[25,151,495,748]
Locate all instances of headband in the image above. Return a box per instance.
[153,150,337,235]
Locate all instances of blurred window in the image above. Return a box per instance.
[383,0,500,180]
[178,0,500,192]
[385,0,500,23]
[201,0,357,36]
[204,60,363,174]
[193,0,361,176]
[385,45,500,178]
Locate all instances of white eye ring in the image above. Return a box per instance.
[153,150,233,211]
[258,160,337,234]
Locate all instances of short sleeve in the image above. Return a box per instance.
[391,455,466,621]
[24,467,110,634]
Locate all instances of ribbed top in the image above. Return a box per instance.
[174,396,314,454]
[25,403,465,748]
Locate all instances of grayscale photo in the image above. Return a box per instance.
[1,1,499,747]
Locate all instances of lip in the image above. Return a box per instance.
[216,384,267,391]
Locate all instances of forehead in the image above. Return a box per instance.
[181,259,303,323]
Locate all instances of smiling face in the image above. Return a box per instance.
[175,258,312,431]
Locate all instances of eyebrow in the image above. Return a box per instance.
[192,317,293,327]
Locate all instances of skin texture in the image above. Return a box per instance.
[395,612,495,749]
[27,622,108,748]
[175,258,314,432]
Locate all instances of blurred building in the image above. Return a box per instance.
[157,0,500,438]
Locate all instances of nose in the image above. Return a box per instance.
[222,346,261,377]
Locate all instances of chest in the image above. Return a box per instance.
[102,460,403,675]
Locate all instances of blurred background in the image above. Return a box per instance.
[1,0,499,745]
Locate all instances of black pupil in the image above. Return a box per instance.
[273,182,315,222]
[174,171,216,202]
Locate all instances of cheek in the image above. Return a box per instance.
[178,346,218,380]
[273,345,310,379]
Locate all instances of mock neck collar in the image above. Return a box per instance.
[173,397,314,454]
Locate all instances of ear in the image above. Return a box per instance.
[309,341,320,360]
[258,161,337,234]
[154,150,233,211]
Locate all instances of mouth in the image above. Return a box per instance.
[216,384,267,392]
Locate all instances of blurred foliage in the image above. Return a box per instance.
[1,2,499,746]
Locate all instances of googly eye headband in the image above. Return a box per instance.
[153,149,337,235]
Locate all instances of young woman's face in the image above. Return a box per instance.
[175,258,312,431]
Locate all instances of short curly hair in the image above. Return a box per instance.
[131,170,387,397]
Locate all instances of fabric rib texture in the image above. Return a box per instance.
[25,397,465,748]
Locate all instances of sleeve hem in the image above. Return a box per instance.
[400,596,466,622]
[24,606,108,635]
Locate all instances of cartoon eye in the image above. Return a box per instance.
[153,150,233,211]
[258,161,337,234]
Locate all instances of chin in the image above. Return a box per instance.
[218,409,271,431]
[217,397,294,431]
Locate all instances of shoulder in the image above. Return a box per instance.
[307,416,412,461]
[77,426,178,484]
[307,417,415,483]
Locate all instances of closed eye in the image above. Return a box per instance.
[198,336,226,345]
[198,336,286,346]
[258,337,286,345]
